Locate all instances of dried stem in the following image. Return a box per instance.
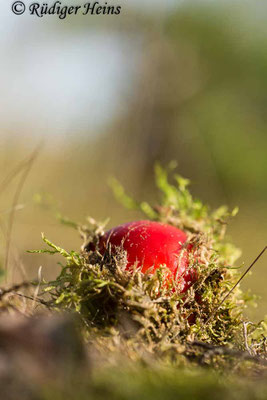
[4,145,41,281]
[205,246,267,325]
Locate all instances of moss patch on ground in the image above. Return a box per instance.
[28,164,266,367]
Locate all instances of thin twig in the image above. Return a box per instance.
[0,281,33,298]
[205,246,267,325]
[0,279,50,309]
[191,340,267,365]
[13,292,51,308]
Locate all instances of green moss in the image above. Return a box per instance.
[30,164,266,367]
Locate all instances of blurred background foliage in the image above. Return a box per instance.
[0,1,266,319]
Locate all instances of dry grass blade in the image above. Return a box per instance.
[205,246,267,325]
[0,153,38,196]
[4,144,42,281]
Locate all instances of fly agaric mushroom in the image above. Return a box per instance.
[90,220,196,292]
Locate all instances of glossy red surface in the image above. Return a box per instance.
[98,220,195,292]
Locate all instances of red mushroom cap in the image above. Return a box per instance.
[97,220,195,292]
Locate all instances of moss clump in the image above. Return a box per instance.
[30,164,266,367]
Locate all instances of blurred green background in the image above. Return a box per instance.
[0,1,266,319]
